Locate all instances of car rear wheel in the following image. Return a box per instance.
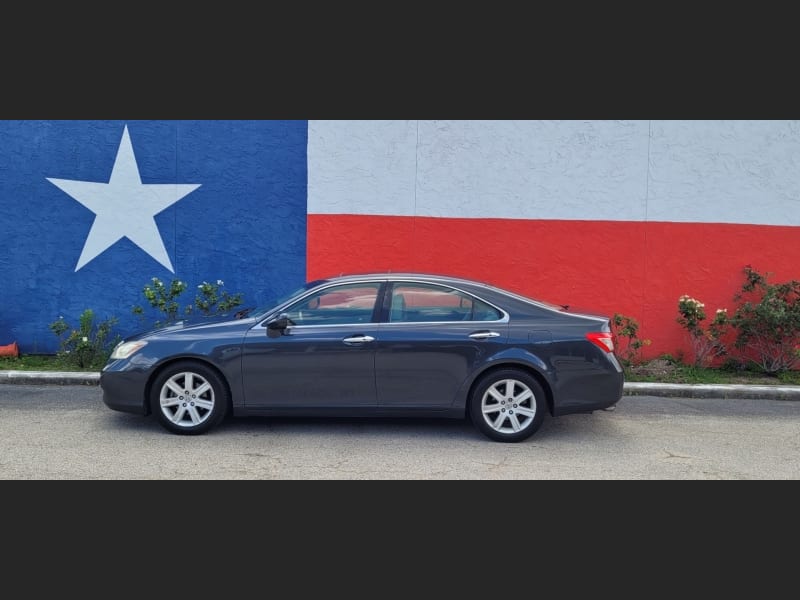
[469,369,546,442]
[151,361,229,435]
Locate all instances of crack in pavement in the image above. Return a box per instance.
[663,450,694,460]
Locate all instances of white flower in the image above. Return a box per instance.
[717,308,727,314]
[82,337,88,343]
[217,280,224,286]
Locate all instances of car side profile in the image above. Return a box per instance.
[101,274,624,442]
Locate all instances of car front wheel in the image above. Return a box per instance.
[469,369,546,442]
[150,361,229,435]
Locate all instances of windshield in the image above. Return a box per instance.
[248,281,326,320]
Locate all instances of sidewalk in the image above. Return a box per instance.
[3,370,800,400]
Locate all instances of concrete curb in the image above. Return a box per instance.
[2,370,800,400]
[0,370,100,386]
[623,382,800,400]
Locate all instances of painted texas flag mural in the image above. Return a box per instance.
[0,121,307,353]
[2,120,800,357]
[307,120,800,357]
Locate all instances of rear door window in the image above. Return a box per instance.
[388,283,502,323]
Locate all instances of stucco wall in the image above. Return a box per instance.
[3,120,798,360]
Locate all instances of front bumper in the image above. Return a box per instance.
[100,366,150,415]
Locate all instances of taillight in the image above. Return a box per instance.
[587,332,615,353]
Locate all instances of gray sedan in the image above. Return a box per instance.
[101,273,624,442]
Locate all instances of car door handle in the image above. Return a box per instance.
[343,335,376,345]
[469,331,501,340]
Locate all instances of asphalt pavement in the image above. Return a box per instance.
[2,369,800,400]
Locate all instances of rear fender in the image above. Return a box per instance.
[454,347,553,408]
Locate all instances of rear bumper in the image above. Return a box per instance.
[552,369,625,416]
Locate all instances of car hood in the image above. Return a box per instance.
[127,314,255,341]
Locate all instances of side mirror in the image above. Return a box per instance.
[266,314,293,338]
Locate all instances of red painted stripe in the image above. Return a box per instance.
[308,214,800,359]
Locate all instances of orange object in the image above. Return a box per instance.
[0,341,19,358]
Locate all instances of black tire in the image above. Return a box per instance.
[150,361,229,435]
[469,369,546,443]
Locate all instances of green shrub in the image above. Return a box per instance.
[132,277,187,327]
[189,280,244,317]
[49,310,120,369]
[611,313,651,366]
[133,277,244,328]
[676,295,730,367]
[658,353,680,365]
[729,266,800,374]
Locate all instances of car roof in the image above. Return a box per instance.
[313,272,583,317]
[319,272,497,289]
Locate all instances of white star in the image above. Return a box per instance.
[47,125,201,272]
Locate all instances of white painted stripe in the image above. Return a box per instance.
[647,120,800,226]
[308,120,419,216]
[308,120,800,227]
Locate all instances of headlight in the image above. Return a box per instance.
[110,341,148,360]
